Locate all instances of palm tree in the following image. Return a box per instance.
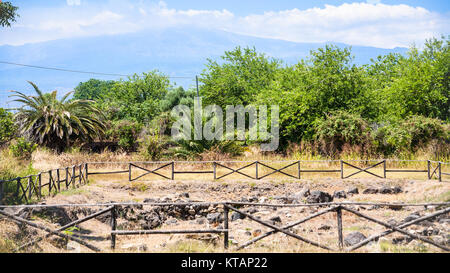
[10,81,105,153]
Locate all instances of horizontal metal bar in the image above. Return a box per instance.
[112,229,227,235]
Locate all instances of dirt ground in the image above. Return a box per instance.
[1,166,449,253]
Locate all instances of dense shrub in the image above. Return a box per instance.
[106,120,142,152]
[374,115,449,157]
[9,137,37,160]
[314,111,373,157]
[0,108,15,145]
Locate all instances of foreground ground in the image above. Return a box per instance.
[1,166,449,253]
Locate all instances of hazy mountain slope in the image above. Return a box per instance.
[0,27,408,107]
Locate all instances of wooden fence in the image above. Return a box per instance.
[0,201,448,253]
[0,160,448,204]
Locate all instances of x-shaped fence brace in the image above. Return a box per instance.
[0,203,448,252]
[214,161,258,180]
[341,160,385,179]
[129,162,173,181]
[225,203,450,252]
[428,162,441,180]
[214,161,300,180]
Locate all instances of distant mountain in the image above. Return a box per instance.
[0,27,408,108]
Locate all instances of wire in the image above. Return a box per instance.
[0,61,194,79]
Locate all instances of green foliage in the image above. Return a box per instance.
[372,36,449,121]
[0,1,19,27]
[10,81,105,153]
[106,120,142,152]
[101,71,170,123]
[314,111,373,156]
[159,86,195,112]
[200,46,281,109]
[9,137,37,160]
[73,79,116,101]
[258,45,375,146]
[0,108,16,145]
[172,139,243,160]
[373,116,449,157]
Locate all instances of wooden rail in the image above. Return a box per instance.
[0,201,448,252]
[0,160,448,204]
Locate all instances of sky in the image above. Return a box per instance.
[1,0,449,49]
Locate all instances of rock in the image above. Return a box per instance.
[318,224,332,231]
[143,198,158,203]
[179,192,190,198]
[252,229,262,237]
[347,187,359,195]
[245,207,259,214]
[196,217,207,224]
[206,212,223,224]
[392,236,413,245]
[379,186,403,194]
[403,213,420,223]
[231,212,246,221]
[306,191,333,204]
[166,218,178,225]
[333,190,347,199]
[421,227,439,236]
[66,241,81,252]
[121,243,148,252]
[387,219,398,226]
[344,232,367,246]
[269,216,282,223]
[293,188,310,199]
[362,188,378,194]
[244,231,252,236]
[31,207,72,226]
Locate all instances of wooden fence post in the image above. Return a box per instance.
[128,163,132,181]
[439,162,442,182]
[111,205,117,250]
[85,163,89,183]
[56,169,60,192]
[383,160,386,179]
[340,160,344,179]
[298,161,301,179]
[427,160,431,179]
[48,170,52,194]
[0,181,4,205]
[37,173,42,199]
[28,176,32,200]
[72,166,76,188]
[79,165,82,185]
[223,205,229,250]
[336,206,343,250]
[16,177,21,199]
[171,161,175,180]
[213,161,216,180]
[255,161,259,180]
[65,167,69,189]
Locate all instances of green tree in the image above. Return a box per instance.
[258,45,375,145]
[200,46,281,109]
[374,36,449,121]
[0,108,16,145]
[10,82,105,153]
[101,71,170,123]
[73,79,116,101]
[0,1,19,27]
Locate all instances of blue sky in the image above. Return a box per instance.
[1,0,449,48]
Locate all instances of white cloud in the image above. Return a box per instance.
[66,0,81,6]
[0,1,448,48]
